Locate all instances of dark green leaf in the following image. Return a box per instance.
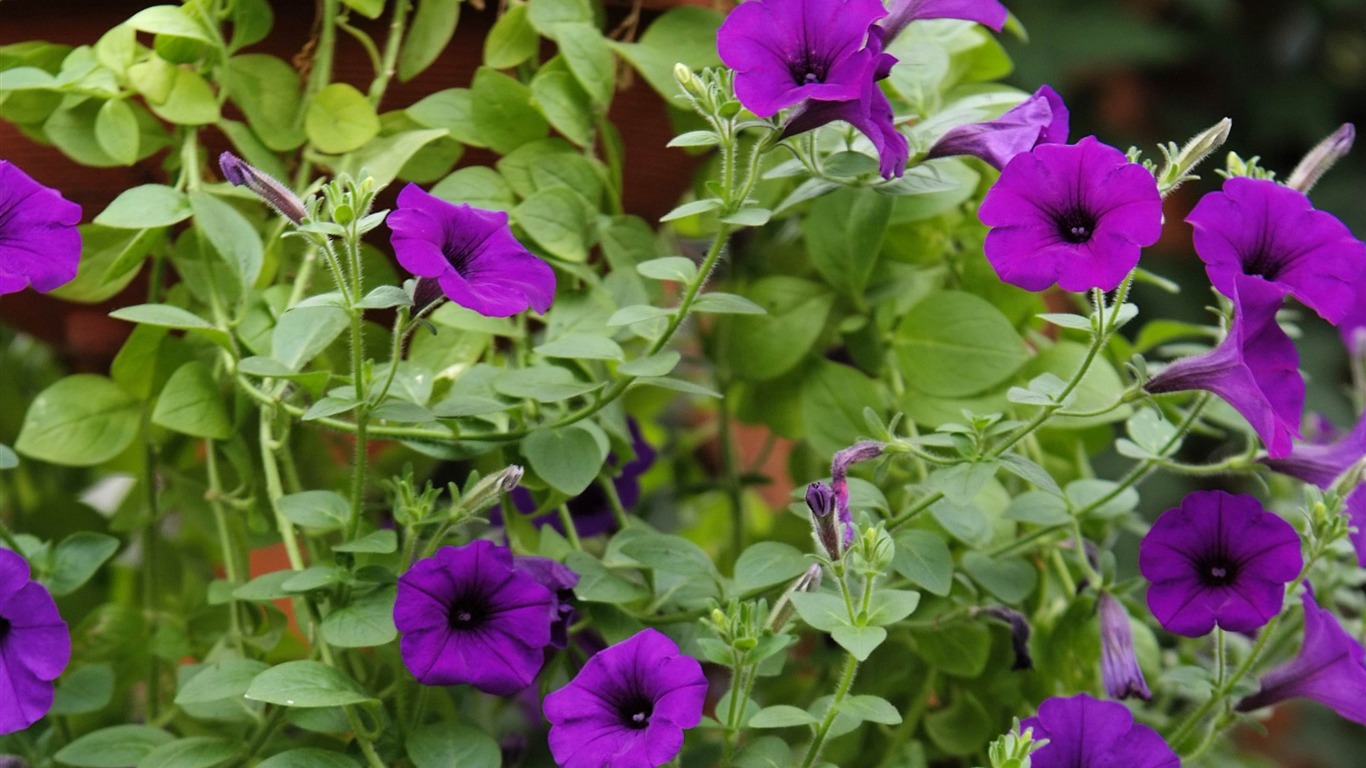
[911,622,991,677]
[256,750,360,768]
[522,425,607,495]
[243,661,376,707]
[890,530,953,596]
[49,532,120,595]
[54,725,175,768]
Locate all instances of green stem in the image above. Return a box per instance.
[717,379,746,560]
[368,0,411,107]
[799,654,859,768]
[558,504,583,550]
[347,309,370,543]
[206,443,247,655]
[259,409,307,571]
[599,476,631,531]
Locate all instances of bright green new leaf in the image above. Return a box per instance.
[153,361,232,439]
[485,5,538,69]
[400,0,461,80]
[94,184,190,229]
[94,98,139,164]
[16,375,140,466]
[306,83,380,154]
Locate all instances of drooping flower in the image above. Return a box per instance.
[1139,490,1302,638]
[218,152,306,224]
[544,628,707,768]
[717,0,889,118]
[387,184,555,318]
[0,160,81,297]
[512,555,579,649]
[977,136,1163,292]
[830,440,883,546]
[393,540,557,695]
[1143,274,1305,459]
[780,27,909,179]
[1097,592,1151,700]
[925,85,1069,170]
[1020,694,1180,768]
[881,0,1008,42]
[0,548,71,735]
[1236,589,1366,725]
[977,605,1033,671]
[1261,411,1366,488]
[1188,176,1366,325]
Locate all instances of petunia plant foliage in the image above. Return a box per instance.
[1,0,1365,766]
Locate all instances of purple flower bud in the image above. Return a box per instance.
[978,605,1033,670]
[1287,123,1355,194]
[1097,592,1151,700]
[831,441,884,547]
[806,481,843,560]
[217,152,307,224]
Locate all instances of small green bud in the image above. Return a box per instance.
[734,637,758,652]
[333,203,355,226]
[458,465,524,515]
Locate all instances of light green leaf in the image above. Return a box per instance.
[152,361,232,439]
[176,660,270,705]
[522,425,607,495]
[256,750,360,768]
[138,737,238,768]
[407,88,485,147]
[407,724,502,768]
[333,529,398,554]
[225,54,306,151]
[617,351,680,377]
[243,661,376,707]
[16,375,140,466]
[54,726,174,767]
[341,0,384,18]
[400,0,461,80]
[95,98,139,164]
[806,187,893,298]
[321,587,398,648]
[278,491,350,531]
[147,67,220,125]
[431,166,516,211]
[843,695,903,725]
[636,256,697,283]
[125,6,213,42]
[554,23,614,105]
[531,67,594,147]
[190,191,263,290]
[272,306,349,372]
[95,185,191,229]
[611,6,723,105]
[895,291,1028,397]
[832,625,888,661]
[691,292,766,315]
[789,591,851,632]
[50,665,116,715]
[724,277,834,381]
[470,66,549,154]
[866,589,921,626]
[749,705,818,729]
[48,531,120,596]
[512,186,592,262]
[485,5,538,69]
[0,445,16,470]
[564,550,649,604]
[306,83,380,154]
[891,530,953,596]
[527,0,592,33]
[534,333,624,360]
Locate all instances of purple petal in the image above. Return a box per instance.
[882,0,1008,41]
[1023,694,1178,768]
[925,86,1069,170]
[0,161,82,296]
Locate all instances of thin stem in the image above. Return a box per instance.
[369,0,412,107]
[259,409,307,571]
[799,654,859,768]
[206,443,246,655]
[717,379,746,559]
[599,476,631,531]
[558,504,583,550]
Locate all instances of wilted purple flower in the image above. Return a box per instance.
[977,136,1162,292]
[544,628,707,768]
[1237,589,1366,725]
[218,152,306,224]
[881,0,1008,42]
[1188,177,1366,325]
[977,605,1033,671]
[1097,592,1150,700]
[1139,490,1302,637]
[1020,694,1179,768]
[1261,412,1366,488]
[780,27,909,179]
[0,548,70,734]
[512,555,579,649]
[394,540,556,695]
[388,184,555,318]
[717,0,888,118]
[925,85,1069,170]
[1144,274,1304,458]
[0,160,81,297]
[830,441,884,546]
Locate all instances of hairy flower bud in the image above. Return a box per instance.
[460,465,525,515]
[805,481,842,560]
[1097,592,1151,700]
[1288,123,1355,194]
[218,152,307,224]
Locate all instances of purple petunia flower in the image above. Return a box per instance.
[717,0,888,119]
[1020,693,1180,768]
[0,548,71,735]
[393,540,557,695]
[924,85,1069,170]
[0,160,81,297]
[779,27,909,179]
[544,628,707,768]
[1139,490,1302,638]
[881,0,1008,42]
[977,136,1163,292]
[1143,274,1305,458]
[1097,592,1151,701]
[1343,485,1366,568]
[387,184,555,318]
[1236,589,1366,725]
[512,555,579,649]
[1261,412,1366,488]
[1188,177,1366,325]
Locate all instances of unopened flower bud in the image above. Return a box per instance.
[978,605,1034,671]
[806,482,842,560]
[218,152,307,224]
[1288,123,1354,194]
[767,562,823,630]
[460,465,525,514]
[673,62,706,101]
[1097,592,1151,700]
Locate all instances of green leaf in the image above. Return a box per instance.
[805,187,893,297]
[341,0,384,17]
[49,225,156,304]
[176,660,270,705]
[749,705,818,729]
[243,661,377,707]
[620,533,719,579]
[636,256,697,283]
[1020,341,1132,427]
[0,445,15,470]
[832,625,888,661]
[470,66,549,154]
[225,54,306,151]
[724,277,835,381]
[617,351,680,377]
[306,83,380,154]
[333,529,398,554]
[95,184,191,229]
[278,491,350,531]
[719,207,772,226]
[611,6,724,105]
[534,333,624,360]
[95,98,138,165]
[233,571,295,602]
[485,5,538,69]
[531,67,594,147]
[513,187,592,262]
[1067,478,1140,519]
[322,587,398,648]
[789,591,851,632]
[407,724,502,768]
[407,88,485,147]
[147,67,221,125]
[911,622,991,677]
[125,6,213,42]
[843,695,903,725]
[256,750,360,768]
[554,23,615,105]
[527,0,592,33]
[272,306,350,372]
[866,589,921,626]
[50,664,116,715]
[152,361,232,439]
[400,0,461,80]
[607,305,671,327]
[49,532,120,595]
[495,366,602,402]
[190,191,263,290]
[925,692,994,756]
[667,130,720,148]
[891,530,953,596]
[732,542,810,594]
[564,550,649,604]
[1005,490,1071,525]
[431,166,517,211]
[801,360,883,457]
[16,375,140,466]
[895,291,1028,397]
[54,725,175,768]
[137,737,238,768]
[109,302,212,330]
[660,198,721,222]
[356,285,414,310]
[522,425,607,495]
[691,292,766,315]
[961,552,1037,603]
[339,128,450,189]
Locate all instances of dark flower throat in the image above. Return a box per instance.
[448,592,491,630]
[0,616,10,642]
[618,693,654,730]
[1198,559,1238,587]
[1055,208,1096,244]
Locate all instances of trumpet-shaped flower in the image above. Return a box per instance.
[1020,694,1180,768]
[1236,589,1366,726]
[925,85,1069,170]
[1261,412,1366,488]
[512,555,579,649]
[394,540,557,695]
[977,136,1162,292]
[1143,275,1304,458]
[1139,490,1302,637]
[0,160,81,296]
[1188,177,1366,325]
[1098,592,1151,700]
[881,0,1008,42]
[387,184,555,317]
[0,548,70,734]
[544,628,707,768]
